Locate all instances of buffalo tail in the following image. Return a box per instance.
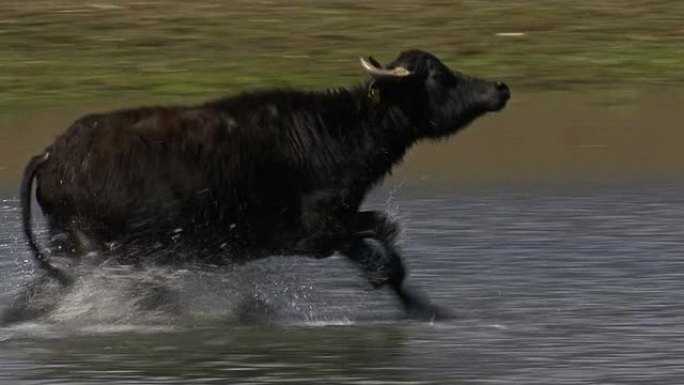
[20,153,72,286]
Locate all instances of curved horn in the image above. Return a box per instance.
[367,56,383,68]
[359,57,412,79]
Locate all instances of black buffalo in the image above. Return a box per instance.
[20,50,510,319]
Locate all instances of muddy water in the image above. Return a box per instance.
[1,186,684,384]
[0,89,683,384]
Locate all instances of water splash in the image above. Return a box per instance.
[0,257,340,334]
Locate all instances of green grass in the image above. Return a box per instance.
[1,0,683,110]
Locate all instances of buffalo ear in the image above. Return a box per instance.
[359,57,412,80]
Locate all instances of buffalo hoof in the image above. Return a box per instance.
[404,301,454,322]
[234,294,276,324]
[396,283,455,321]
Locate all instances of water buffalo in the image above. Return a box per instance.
[20,50,510,319]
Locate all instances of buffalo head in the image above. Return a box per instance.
[361,49,510,139]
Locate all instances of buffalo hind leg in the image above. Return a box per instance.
[342,211,453,320]
[0,274,69,325]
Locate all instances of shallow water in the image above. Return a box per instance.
[1,186,684,384]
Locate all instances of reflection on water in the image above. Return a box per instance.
[1,186,684,384]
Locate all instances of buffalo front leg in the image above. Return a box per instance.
[342,211,452,320]
[294,191,349,257]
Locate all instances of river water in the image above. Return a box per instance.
[1,185,683,384]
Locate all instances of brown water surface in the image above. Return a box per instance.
[1,87,682,191]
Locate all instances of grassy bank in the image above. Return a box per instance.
[1,0,683,110]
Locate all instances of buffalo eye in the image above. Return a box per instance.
[430,71,455,86]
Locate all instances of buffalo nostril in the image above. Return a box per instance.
[495,81,510,98]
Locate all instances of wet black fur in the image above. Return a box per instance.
[20,49,509,319]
